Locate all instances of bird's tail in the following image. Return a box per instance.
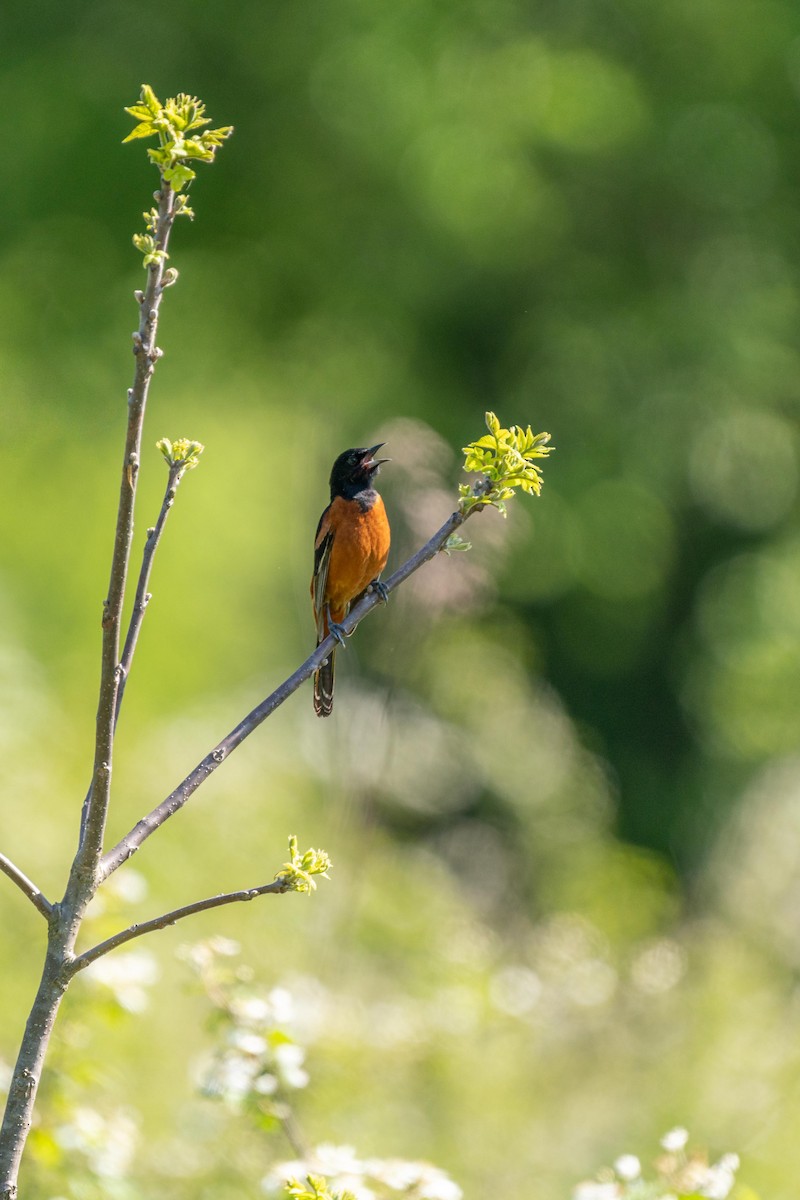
[313,646,335,717]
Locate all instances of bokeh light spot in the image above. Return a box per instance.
[538,50,647,153]
[689,408,797,532]
[574,480,674,601]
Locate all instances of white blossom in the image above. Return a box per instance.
[273,1041,309,1089]
[660,1126,689,1152]
[262,1144,366,1197]
[268,986,295,1025]
[262,1145,461,1200]
[207,1052,258,1104]
[229,1029,268,1057]
[572,1183,620,1200]
[404,1163,461,1200]
[253,1073,279,1095]
[717,1153,740,1172]
[699,1158,739,1200]
[313,1143,365,1175]
[207,936,240,957]
[230,994,272,1026]
[614,1154,641,1181]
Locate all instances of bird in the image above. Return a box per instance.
[311,444,391,717]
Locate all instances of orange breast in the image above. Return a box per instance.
[324,495,390,619]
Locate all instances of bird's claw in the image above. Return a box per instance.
[370,579,390,605]
[329,621,347,647]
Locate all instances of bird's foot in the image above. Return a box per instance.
[370,579,390,605]
[328,620,347,647]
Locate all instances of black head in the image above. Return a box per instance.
[329,444,389,500]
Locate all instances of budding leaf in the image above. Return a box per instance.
[156,437,205,474]
[274,835,331,895]
[459,411,553,514]
[285,1175,355,1200]
[124,84,233,187]
[125,84,233,264]
[442,533,472,555]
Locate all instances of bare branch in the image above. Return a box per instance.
[0,854,52,920]
[99,508,468,878]
[74,462,189,856]
[115,461,186,724]
[77,184,179,869]
[70,879,292,974]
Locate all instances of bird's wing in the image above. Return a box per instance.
[312,504,335,643]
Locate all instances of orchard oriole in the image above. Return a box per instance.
[311,444,391,717]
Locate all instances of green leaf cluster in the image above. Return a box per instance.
[285,1175,355,1200]
[459,410,553,516]
[131,236,162,268]
[274,836,332,895]
[442,533,473,555]
[123,84,233,190]
[155,437,205,472]
[126,85,231,266]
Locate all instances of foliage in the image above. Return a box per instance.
[156,436,205,473]
[124,84,233,191]
[285,1175,354,1200]
[440,533,472,555]
[274,837,332,895]
[126,83,232,264]
[132,201,176,268]
[459,411,553,516]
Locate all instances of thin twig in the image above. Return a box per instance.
[74,464,188,849]
[115,462,185,724]
[0,854,52,920]
[70,880,291,974]
[77,184,178,866]
[99,508,469,879]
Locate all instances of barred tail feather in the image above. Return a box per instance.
[313,648,335,717]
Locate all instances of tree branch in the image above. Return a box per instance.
[99,507,469,879]
[70,880,292,974]
[115,461,186,725]
[76,184,179,869]
[0,854,52,920]
[74,461,188,856]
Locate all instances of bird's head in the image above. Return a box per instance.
[329,444,390,499]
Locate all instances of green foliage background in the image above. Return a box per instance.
[2,2,800,1196]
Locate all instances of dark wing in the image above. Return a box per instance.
[312,504,335,643]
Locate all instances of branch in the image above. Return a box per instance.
[70,880,292,974]
[0,853,52,920]
[77,184,179,869]
[115,461,186,724]
[99,507,469,879]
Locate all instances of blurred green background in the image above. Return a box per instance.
[3,0,800,1195]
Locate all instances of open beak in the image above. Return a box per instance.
[360,443,390,470]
